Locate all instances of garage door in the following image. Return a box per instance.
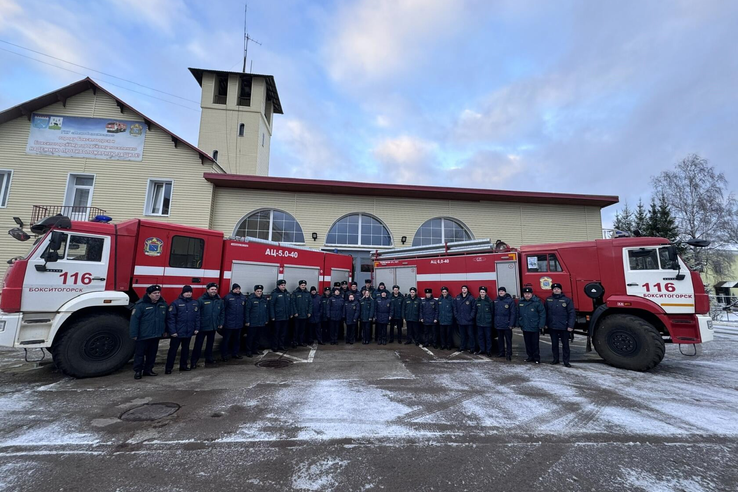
[231,261,279,295]
[283,265,320,292]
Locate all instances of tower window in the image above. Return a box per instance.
[213,150,219,161]
[238,75,252,106]
[213,74,228,104]
[262,133,265,147]
[238,124,245,137]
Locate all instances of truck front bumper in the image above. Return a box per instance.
[0,312,21,348]
[697,315,714,343]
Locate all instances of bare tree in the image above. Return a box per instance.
[651,154,737,276]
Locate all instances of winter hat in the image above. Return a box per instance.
[424,288,433,294]
[277,279,286,286]
[181,285,193,294]
[552,283,563,290]
[310,286,317,292]
[206,282,218,290]
[146,284,162,294]
[441,286,449,292]
[498,286,506,293]
[479,286,488,292]
[254,284,264,291]
[232,283,241,291]
[522,287,533,294]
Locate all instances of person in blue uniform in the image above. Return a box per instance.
[375,290,393,345]
[269,279,294,352]
[130,284,167,379]
[475,286,494,356]
[309,286,323,345]
[493,286,517,361]
[221,283,246,361]
[420,288,439,347]
[245,285,269,357]
[191,282,224,369]
[359,290,376,344]
[344,293,360,344]
[403,287,421,345]
[454,285,477,353]
[545,283,576,367]
[165,285,199,374]
[437,286,455,350]
[320,287,331,344]
[389,285,404,343]
[328,287,345,345]
[291,280,313,347]
[517,286,545,363]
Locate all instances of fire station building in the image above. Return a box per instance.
[0,68,618,282]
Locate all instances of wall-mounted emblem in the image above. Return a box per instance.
[144,237,164,257]
[540,276,553,290]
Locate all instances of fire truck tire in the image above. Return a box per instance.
[593,314,665,371]
[52,313,135,378]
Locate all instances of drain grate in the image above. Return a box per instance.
[120,402,180,422]
[256,359,292,369]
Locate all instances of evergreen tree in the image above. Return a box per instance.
[645,198,659,237]
[612,202,634,233]
[656,194,679,243]
[633,199,648,235]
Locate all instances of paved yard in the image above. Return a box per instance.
[0,331,736,491]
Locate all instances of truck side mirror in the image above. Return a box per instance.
[49,231,64,252]
[667,245,679,269]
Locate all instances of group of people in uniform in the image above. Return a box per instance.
[128,278,576,380]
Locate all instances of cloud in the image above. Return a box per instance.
[323,0,467,83]
[275,118,350,180]
[107,0,191,37]
[372,135,439,184]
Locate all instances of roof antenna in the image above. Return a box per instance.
[242,3,262,73]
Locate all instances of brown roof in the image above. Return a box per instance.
[0,77,219,167]
[189,68,283,114]
[203,173,619,207]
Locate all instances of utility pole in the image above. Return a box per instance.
[242,4,262,73]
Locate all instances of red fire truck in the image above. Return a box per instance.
[0,216,352,378]
[373,238,714,371]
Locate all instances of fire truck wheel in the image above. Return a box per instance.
[52,313,135,378]
[593,314,665,371]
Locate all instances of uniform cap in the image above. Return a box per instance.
[277,279,287,286]
[365,279,372,283]
[424,288,433,294]
[379,282,385,287]
[552,283,563,290]
[333,287,341,293]
[206,282,218,290]
[409,287,417,292]
[254,284,264,291]
[498,286,506,293]
[334,282,341,287]
[341,280,348,285]
[479,286,488,292]
[324,287,331,292]
[441,286,449,292]
[522,287,533,294]
[299,280,307,285]
[181,285,193,294]
[310,286,317,292]
[231,283,241,291]
[392,285,400,290]
[461,284,469,290]
[351,281,358,286]
[146,284,162,294]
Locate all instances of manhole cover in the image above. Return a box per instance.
[120,402,180,422]
[256,359,292,369]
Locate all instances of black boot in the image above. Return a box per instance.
[134,371,142,380]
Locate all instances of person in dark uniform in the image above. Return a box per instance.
[389,285,404,343]
[191,282,224,369]
[437,286,455,350]
[245,285,269,357]
[359,289,376,344]
[360,279,376,299]
[518,286,545,363]
[340,280,349,299]
[221,284,246,361]
[375,289,393,345]
[493,286,517,360]
[269,279,294,352]
[309,286,323,345]
[475,286,494,356]
[454,285,477,353]
[545,283,576,367]
[291,280,313,347]
[403,287,421,345]
[328,287,345,345]
[347,281,361,339]
[374,282,389,299]
[420,288,439,347]
[130,284,167,379]
[344,292,360,344]
[321,287,332,344]
[165,285,199,374]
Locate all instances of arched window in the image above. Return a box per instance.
[326,214,392,247]
[412,217,472,246]
[212,150,219,161]
[238,123,245,137]
[234,209,305,243]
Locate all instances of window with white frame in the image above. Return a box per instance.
[145,179,173,216]
[326,214,392,247]
[0,170,13,208]
[412,217,472,246]
[234,209,305,243]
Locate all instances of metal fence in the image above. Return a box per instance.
[31,205,107,224]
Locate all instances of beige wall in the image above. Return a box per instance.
[209,188,605,248]
[197,72,272,176]
[0,89,219,277]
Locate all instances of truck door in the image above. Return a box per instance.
[283,265,320,292]
[395,266,417,292]
[495,261,520,298]
[23,232,111,312]
[623,246,695,314]
[231,261,279,296]
[330,267,350,287]
[522,253,571,297]
[374,267,395,289]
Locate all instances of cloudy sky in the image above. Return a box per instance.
[1,0,737,225]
